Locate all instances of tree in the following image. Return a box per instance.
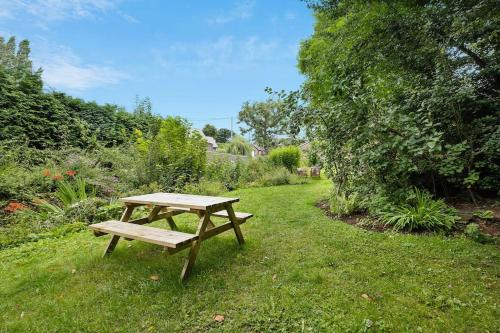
[0,36,165,150]
[284,0,499,199]
[216,128,232,143]
[202,124,217,138]
[223,136,252,156]
[238,99,285,149]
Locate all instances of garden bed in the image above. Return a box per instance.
[316,199,500,238]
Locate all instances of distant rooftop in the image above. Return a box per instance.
[197,129,218,148]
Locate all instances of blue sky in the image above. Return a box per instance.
[0,0,313,130]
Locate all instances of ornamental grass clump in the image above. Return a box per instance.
[377,188,458,232]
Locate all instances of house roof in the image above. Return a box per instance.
[196,129,218,148]
[252,144,265,151]
[205,135,218,148]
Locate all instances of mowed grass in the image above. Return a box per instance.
[0,180,498,332]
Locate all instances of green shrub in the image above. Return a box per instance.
[95,200,124,222]
[133,117,207,191]
[221,136,252,156]
[464,223,495,244]
[183,179,227,196]
[376,188,458,232]
[257,167,291,186]
[55,178,95,207]
[204,156,245,191]
[329,191,361,216]
[269,146,301,172]
[64,197,107,223]
[472,210,494,220]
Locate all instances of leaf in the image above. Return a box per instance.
[213,314,225,323]
[361,293,371,301]
[149,274,160,281]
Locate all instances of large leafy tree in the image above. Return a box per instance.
[202,124,217,138]
[238,99,285,149]
[287,0,499,199]
[216,128,232,143]
[0,36,164,150]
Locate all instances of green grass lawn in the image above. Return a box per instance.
[1,180,498,332]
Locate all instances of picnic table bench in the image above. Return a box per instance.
[89,193,252,281]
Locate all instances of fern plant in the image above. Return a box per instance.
[377,188,458,232]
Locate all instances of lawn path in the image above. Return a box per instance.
[0,180,498,332]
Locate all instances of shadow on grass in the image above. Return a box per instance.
[6,232,247,299]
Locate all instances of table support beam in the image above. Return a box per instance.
[225,203,245,245]
[103,205,135,257]
[180,212,211,281]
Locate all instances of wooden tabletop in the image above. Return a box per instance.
[119,193,239,210]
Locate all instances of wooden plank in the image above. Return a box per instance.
[180,212,211,281]
[119,193,239,210]
[212,210,253,221]
[166,206,252,221]
[91,221,197,248]
[165,218,249,255]
[103,205,135,256]
[166,216,178,230]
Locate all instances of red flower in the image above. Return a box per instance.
[42,169,51,177]
[4,201,27,213]
[52,174,63,181]
[65,170,77,177]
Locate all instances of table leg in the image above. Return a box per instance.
[166,216,178,230]
[196,211,215,230]
[103,205,135,257]
[225,203,245,245]
[180,212,211,281]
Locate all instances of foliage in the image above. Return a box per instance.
[464,223,495,244]
[269,146,301,172]
[55,178,95,208]
[222,136,252,156]
[257,167,292,186]
[238,99,286,149]
[202,124,217,138]
[0,37,162,149]
[278,0,500,202]
[329,190,361,217]
[215,128,233,143]
[376,188,458,232]
[183,179,227,196]
[204,156,246,191]
[134,117,207,191]
[472,210,494,220]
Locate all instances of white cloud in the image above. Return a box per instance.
[117,10,139,23]
[153,36,289,76]
[0,0,136,24]
[207,0,255,25]
[285,11,296,20]
[32,41,128,90]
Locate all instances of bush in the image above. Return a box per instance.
[464,223,495,244]
[204,156,246,191]
[329,191,361,216]
[221,136,252,156]
[133,117,206,191]
[269,146,301,172]
[183,179,227,196]
[376,188,458,232]
[257,167,291,187]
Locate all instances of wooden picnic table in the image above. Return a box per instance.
[90,193,252,281]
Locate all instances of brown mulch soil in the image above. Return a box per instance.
[316,199,500,237]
